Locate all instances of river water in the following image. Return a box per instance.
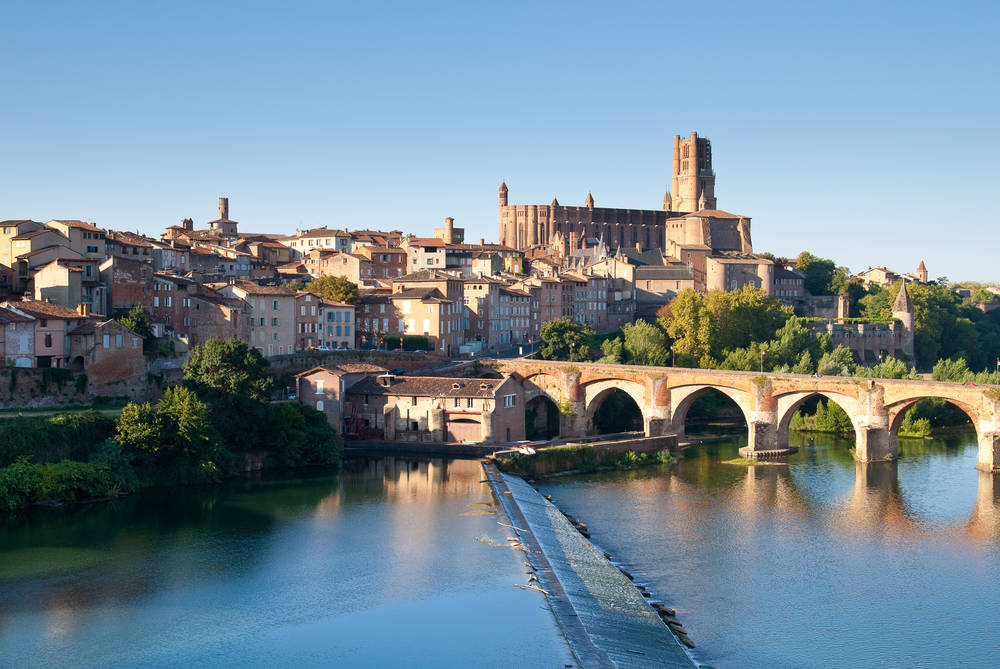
[0,457,570,669]
[540,429,1000,668]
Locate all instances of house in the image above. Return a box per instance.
[345,373,525,443]
[31,258,108,316]
[320,301,355,349]
[67,318,144,383]
[0,305,34,367]
[1,300,86,368]
[218,282,297,357]
[295,363,388,431]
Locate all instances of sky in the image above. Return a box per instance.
[2,1,998,280]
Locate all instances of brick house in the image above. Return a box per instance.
[356,291,400,349]
[31,258,107,316]
[1,300,85,368]
[99,256,153,312]
[320,301,355,349]
[295,363,387,431]
[295,292,323,350]
[0,305,35,367]
[219,282,297,357]
[67,318,144,384]
[345,373,525,444]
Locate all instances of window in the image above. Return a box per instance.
[503,394,516,408]
[316,380,324,394]
[45,333,53,348]
[102,334,110,348]
[272,318,279,326]
[454,398,461,407]
[467,397,474,408]
[165,296,172,307]
[272,332,280,341]
[345,325,350,336]
[115,334,122,348]
[345,312,350,322]
[273,300,279,310]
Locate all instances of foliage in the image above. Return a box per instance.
[897,412,932,438]
[789,399,854,435]
[264,403,342,467]
[795,252,850,296]
[0,455,132,512]
[304,275,360,305]
[382,335,430,351]
[931,357,1000,385]
[620,320,670,366]
[115,305,155,340]
[719,317,827,374]
[0,411,116,467]
[116,387,228,484]
[183,339,275,449]
[598,336,624,364]
[816,346,856,376]
[658,286,791,366]
[283,281,305,292]
[0,458,43,512]
[853,356,918,379]
[539,318,594,362]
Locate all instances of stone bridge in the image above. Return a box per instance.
[487,359,1000,471]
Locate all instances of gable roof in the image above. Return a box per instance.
[346,375,506,398]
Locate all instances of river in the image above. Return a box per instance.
[0,457,570,668]
[539,429,1000,668]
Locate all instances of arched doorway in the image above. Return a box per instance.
[589,389,643,435]
[525,395,559,440]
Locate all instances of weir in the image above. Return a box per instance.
[482,463,695,668]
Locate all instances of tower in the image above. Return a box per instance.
[671,132,717,213]
[662,189,672,212]
[892,281,915,361]
[499,180,508,207]
[916,260,928,283]
[585,191,594,209]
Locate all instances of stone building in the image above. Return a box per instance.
[812,281,915,363]
[219,282,297,357]
[345,373,525,443]
[1,300,85,368]
[66,318,144,383]
[0,305,34,367]
[295,363,387,430]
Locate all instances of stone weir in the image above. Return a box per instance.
[482,463,696,669]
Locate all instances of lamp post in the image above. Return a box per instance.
[760,349,765,373]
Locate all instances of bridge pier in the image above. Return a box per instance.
[976,430,1000,472]
[560,401,587,438]
[855,425,895,462]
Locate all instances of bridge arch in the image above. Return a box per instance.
[521,371,565,405]
[583,378,648,435]
[775,390,863,444]
[886,396,979,451]
[668,384,753,437]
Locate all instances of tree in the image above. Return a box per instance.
[854,356,917,379]
[598,336,624,364]
[264,403,342,467]
[795,252,848,296]
[621,320,670,366]
[183,339,276,449]
[114,402,162,455]
[306,276,360,305]
[816,346,856,376]
[539,318,594,362]
[703,286,791,356]
[116,305,154,340]
[658,289,714,363]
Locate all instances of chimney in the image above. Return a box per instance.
[77,303,90,317]
[219,197,229,220]
[480,238,485,246]
[377,373,395,387]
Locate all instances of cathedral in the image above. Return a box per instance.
[499,132,773,293]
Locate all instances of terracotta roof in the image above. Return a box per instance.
[49,220,105,231]
[397,270,456,282]
[6,300,81,319]
[409,238,445,247]
[690,209,745,219]
[391,287,450,301]
[0,306,32,324]
[296,363,387,378]
[347,375,506,399]
[234,282,295,296]
[12,229,59,240]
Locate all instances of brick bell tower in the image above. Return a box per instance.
[671,132,717,213]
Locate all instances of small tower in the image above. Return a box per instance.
[671,132,717,213]
[585,191,594,209]
[697,190,707,211]
[892,281,915,361]
[499,180,508,207]
[551,196,559,207]
[916,260,928,283]
[662,189,672,212]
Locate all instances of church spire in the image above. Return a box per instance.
[499,179,508,207]
[663,189,672,212]
[585,191,594,209]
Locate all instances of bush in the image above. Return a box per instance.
[265,403,342,467]
[0,458,43,512]
[0,411,116,467]
[38,460,122,503]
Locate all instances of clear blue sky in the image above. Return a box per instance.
[2,1,997,280]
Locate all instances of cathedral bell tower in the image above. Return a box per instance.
[671,132,717,213]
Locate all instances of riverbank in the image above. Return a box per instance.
[483,462,696,668]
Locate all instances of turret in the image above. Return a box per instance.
[585,191,594,209]
[499,180,508,207]
[892,281,915,361]
[916,260,928,283]
[698,190,707,211]
[662,189,672,212]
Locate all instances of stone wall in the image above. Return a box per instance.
[0,367,160,409]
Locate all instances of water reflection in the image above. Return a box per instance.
[0,457,569,669]
[541,429,1000,668]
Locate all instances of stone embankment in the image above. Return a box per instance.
[492,435,678,477]
[483,463,696,668]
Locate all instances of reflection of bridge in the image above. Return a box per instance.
[489,360,1000,470]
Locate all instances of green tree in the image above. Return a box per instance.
[621,320,670,366]
[306,275,360,305]
[658,289,715,363]
[703,286,791,356]
[116,305,154,340]
[816,346,856,376]
[854,356,917,379]
[598,336,624,364]
[183,339,276,449]
[114,402,162,456]
[265,403,342,467]
[795,252,848,296]
[539,318,594,362]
